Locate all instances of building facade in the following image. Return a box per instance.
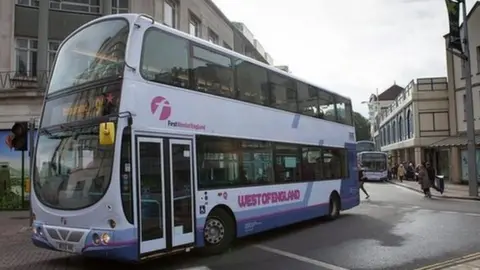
[432,1,480,183]
[368,84,404,150]
[0,0,275,209]
[231,21,273,65]
[0,0,238,124]
[375,78,451,178]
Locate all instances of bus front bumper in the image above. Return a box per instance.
[31,221,138,262]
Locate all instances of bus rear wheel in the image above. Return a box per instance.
[202,208,235,254]
[327,194,341,220]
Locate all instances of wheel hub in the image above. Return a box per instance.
[204,218,225,245]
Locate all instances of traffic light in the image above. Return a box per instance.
[10,122,28,151]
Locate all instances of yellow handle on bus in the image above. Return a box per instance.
[99,122,115,145]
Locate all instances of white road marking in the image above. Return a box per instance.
[465,213,480,217]
[177,267,211,270]
[389,182,480,203]
[440,211,462,215]
[255,244,348,270]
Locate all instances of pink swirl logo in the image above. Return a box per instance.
[151,96,171,120]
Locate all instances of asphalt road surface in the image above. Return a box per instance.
[4,182,480,270]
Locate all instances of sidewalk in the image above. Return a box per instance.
[443,258,480,269]
[0,211,70,269]
[0,211,31,237]
[387,179,480,201]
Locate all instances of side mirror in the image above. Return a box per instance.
[99,122,115,145]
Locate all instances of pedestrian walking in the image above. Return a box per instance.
[358,163,370,199]
[397,163,405,182]
[426,162,443,194]
[406,162,415,181]
[417,163,431,198]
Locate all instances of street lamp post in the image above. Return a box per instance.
[460,0,478,197]
[445,0,478,197]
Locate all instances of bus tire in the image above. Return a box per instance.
[327,193,341,220]
[201,208,235,255]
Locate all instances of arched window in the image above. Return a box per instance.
[406,109,413,138]
[392,120,396,142]
[387,124,391,144]
[380,129,383,146]
[398,116,403,140]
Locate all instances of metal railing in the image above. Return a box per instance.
[0,70,51,91]
[378,77,448,123]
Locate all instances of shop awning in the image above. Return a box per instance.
[429,135,480,147]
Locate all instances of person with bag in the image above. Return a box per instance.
[417,164,432,198]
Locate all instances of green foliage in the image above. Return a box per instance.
[0,192,25,210]
[353,112,371,141]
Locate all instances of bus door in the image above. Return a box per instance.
[135,136,195,255]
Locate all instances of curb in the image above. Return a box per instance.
[386,180,480,201]
[415,252,480,270]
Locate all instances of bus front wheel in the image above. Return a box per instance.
[327,194,341,220]
[202,208,235,254]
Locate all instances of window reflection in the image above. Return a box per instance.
[269,73,297,112]
[140,30,189,88]
[235,60,269,105]
[275,144,300,182]
[49,19,129,93]
[197,135,349,189]
[34,126,114,210]
[139,28,356,126]
[335,97,353,125]
[297,83,318,117]
[319,90,336,121]
[192,46,235,97]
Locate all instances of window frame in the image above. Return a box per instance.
[190,43,236,97]
[188,11,201,38]
[196,135,350,190]
[139,27,354,127]
[163,0,178,28]
[139,27,191,89]
[14,37,60,77]
[50,0,101,14]
[111,0,129,14]
[207,28,219,45]
[16,0,39,6]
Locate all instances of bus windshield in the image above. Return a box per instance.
[361,153,387,172]
[34,125,114,210]
[356,141,375,152]
[48,19,129,93]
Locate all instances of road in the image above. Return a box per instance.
[3,182,480,270]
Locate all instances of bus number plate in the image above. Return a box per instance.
[57,242,75,253]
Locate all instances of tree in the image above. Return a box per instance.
[324,109,371,141]
[354,111,371,141]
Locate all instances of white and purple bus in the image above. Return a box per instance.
[357,151,388,181]
[31,14,360,262]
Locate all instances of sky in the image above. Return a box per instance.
[212,0,476,117]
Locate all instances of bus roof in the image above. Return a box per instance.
[358,151,386,155]
[73,13,352,102]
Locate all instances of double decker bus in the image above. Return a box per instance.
[31,14,359,262]
[356,140,375,152]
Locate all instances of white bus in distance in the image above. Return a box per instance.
[30,13,360,262]
[357,151,388,181]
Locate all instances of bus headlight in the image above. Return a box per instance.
[101,233,110,244]
[92,233,101,245]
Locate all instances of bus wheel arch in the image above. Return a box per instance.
[201,204,236,254]
[327,191,341,220]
